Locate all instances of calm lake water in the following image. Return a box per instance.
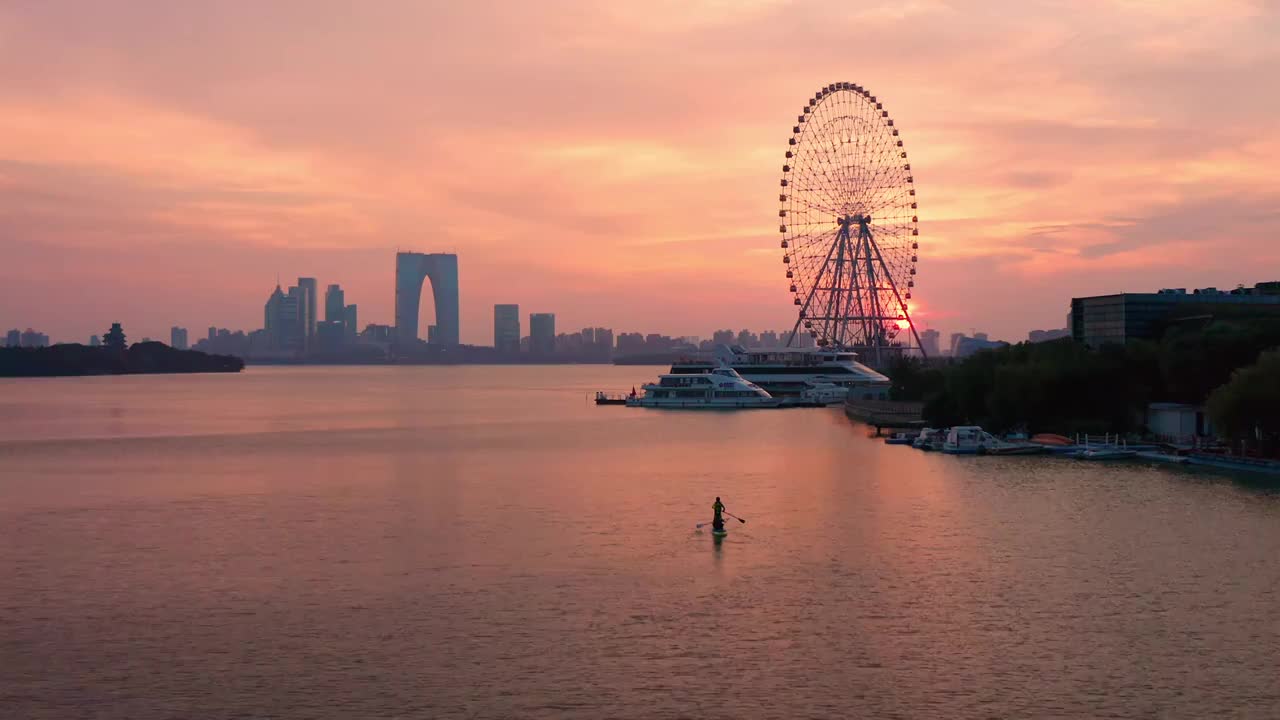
[2,366,1279,719]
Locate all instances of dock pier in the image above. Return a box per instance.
[843,399,926,435]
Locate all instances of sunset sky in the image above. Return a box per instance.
[2,1,1278,345]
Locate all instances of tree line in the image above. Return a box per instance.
[889,317,1280,449]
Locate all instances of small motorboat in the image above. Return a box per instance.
[913,428,941,450]
[884,431,918,445]
[942,426,985,454]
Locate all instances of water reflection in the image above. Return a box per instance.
[1,366,1278,718]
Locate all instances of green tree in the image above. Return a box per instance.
[1206,348,1280,452]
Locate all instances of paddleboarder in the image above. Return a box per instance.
[711,497,726,532]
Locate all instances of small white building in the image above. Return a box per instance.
[1147,403,1211,443]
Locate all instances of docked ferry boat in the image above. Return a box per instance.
[668,345,891,399]
[627,365,780,409]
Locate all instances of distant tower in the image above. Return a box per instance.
[343,304,358,343]
[297,277,318,349]
[394,252,459,346]
[919,329,940,358]
[494,304,520,353]
[324,284,345,323]
[529,313,555,355]
[170,326,189,350]
[264,284,286,349]
[103,323,127,351]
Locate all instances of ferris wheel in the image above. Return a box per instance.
[778,81,924,363]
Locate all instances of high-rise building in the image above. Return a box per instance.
[953,334,1008,358]
[581,327,595,346]
[17,329,50,348]
[616,332,644,354]
[712,329,735,346]
[343,305,358,343]
[593,328,614,356]
[266,285,303,353]
[394,252,459,346]
[265,284,286,347]
[170,326,189,350]
[324,284,345,323]
[5,329,19,347]
[208,327,217,342]
[920,329,941,357]
[297,277,318,349]
[494,304,520,353]
[530,313,555,354]
[760,330,779,347]
[88,335,101,347]
[948,332,965,357]
[316,320,346,353]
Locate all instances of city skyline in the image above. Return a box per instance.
[1,3,1278,346]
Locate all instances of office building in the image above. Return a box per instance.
[282,286,306,351]
[297,277,318,349]
[361,324,394,343]
[208,327,217,343]
[952,333,1008,359]
[14,329,50,348]
[316,320,346,353]
[1028,328,1069,343]
[1071,282,1280,347]
[170,326,189,350]
[343,305,358,343]
[616,332,644,354]
[324,284,345,323]
[530,313,556,354]
[265,285,285,347]
[594,328,614,355]
[919,329,941,357]
[494,304,520,353]
[264,283,304,352]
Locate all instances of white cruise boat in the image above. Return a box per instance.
[627,365,780,409]
[668,345,891,399]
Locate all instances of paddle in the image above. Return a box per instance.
[697,512,745,529]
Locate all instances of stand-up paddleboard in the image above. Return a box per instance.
[712,527,728,539]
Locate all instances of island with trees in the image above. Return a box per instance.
[0,324,244,377]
